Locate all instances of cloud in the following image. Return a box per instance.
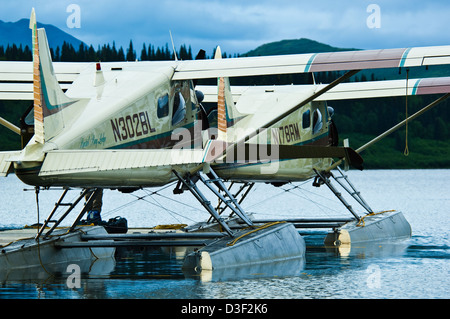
[2,0,449,55]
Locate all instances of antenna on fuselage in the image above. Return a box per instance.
[169,30,178,61]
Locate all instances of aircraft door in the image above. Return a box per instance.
[171,81,190,126]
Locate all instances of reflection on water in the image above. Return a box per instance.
[112,247,189,280]
[0,257,116,283]
[113,246,306,283]
[0,231,416,299]
[0,170,449,298]
[0,231,447,299]
[184,258,306,282]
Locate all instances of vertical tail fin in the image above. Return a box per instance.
[30,8,44,143]
[214,46,244,142]
[29,8,75,144]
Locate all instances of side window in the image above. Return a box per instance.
[157,94,169,118]
[172,92,186,125]
[312,109,323,134]
[171,82,188,126]
[302,110,311,129]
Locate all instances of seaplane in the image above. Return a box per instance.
[1,8,450,278]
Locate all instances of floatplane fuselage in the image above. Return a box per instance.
[0,8,448,195]
[10,22,339,189]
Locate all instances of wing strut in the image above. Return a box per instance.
[327,92,450,171]
[313,169,363,222]
[172,167,256,237]
[0,117,20,135]
[172,170,234,236]
[223,69,361,161]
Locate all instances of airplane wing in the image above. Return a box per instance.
[223,144,364,171]
[2,45,450,100]
[4,147,211,188]
[173,46,450,80]
[197,76,450,104]
[1,48,444,106]
[38,148,207,176]
[316,76,450,100]
[0,61,90,100]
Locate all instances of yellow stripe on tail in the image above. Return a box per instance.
[30,8,44,144]
[214,46,246,143]
[28,8,76,144]
[215,47,227,142]
[217,76,227,141]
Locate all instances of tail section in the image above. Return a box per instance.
[29,8,75,144]
[30,8,44,143]
[214,46,245,142]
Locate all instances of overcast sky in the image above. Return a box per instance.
[2,0,450,55]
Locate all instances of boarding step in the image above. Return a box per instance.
[36,188,102,240]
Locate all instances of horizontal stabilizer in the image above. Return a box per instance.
[0,61,89,100]
[0,151,21,177]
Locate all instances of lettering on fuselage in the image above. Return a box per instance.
[278,123,300,144]
[80,133,106,148]
[111,111,155,142]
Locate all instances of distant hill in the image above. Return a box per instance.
[243,37,450,80]
[0,18,85,49]
[243,38,359,56]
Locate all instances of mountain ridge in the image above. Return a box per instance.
[243,38,359,56]
[0,18,85,49]
[1,18,359,57]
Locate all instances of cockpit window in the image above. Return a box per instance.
[302,110,311,129]
[312,109,323,134]
[24,107,34,125]
[171,81,189,126]
[157,94,169,118]
[172,91,186,125]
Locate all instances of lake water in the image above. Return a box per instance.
[0,169,448,300]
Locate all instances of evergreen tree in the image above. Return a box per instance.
[111,41,118,61]
[87,45,96,61]
[54,46,61,61]
[118,47,125,61]
[78,43,86,61]
[155,47,163,60]
[140,43,147,61]
[126,40,136,61]
[60,41,76,61]
[164,43,171,60]
[147,43,155,60]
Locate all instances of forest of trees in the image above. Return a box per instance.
[0,40,232,62]
[0,40,449,168]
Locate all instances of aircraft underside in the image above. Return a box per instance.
[13,157,331,188]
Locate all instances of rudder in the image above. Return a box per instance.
[30,8,75,144]
[214,46,245,142]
